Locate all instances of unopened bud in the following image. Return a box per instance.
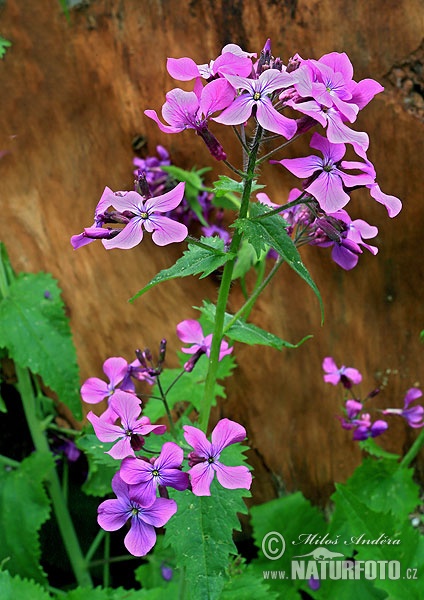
[197,127,227,161]
[135,172,152,198]
[183,348,205,372]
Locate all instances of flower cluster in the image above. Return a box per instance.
[83,326,247,556]
[323,357,424,441]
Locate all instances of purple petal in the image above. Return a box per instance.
[404,388,423,408]
[322,356,338,374]
[307,172,350,213]
[200,78,236,116]
[103,357,128,387]
[310,132,346,162]
[156,442,184,470]
[97,498,130,531]
[350,78,384,110]
[214,462,252,490]
[167,57,200,81]
[211,418,247,455]
[368,183,402,218]
[107,190,142,214]
[183,425,211,457]
[331,245,359,270]
[144,182,185,213]
[319,52,354,82]
[86,411,124,443]
[177,320,204,345]
[343,367,362,384]
[258,69,293,94]
[212,52,253,78]
[96,186,116,213]
[213,94,254,126]
[81,378,109,404]
[125,517,156,556]
[144,109,185,134]
[256,99,297,138]
[326,111,369,158]
[108,436,134,460]
[188,462,215,496]
[279,155,323,179]
[162,89,199,129]
[120,456,152,485]
[160,469,190,491]
[138,498,178,528]
[102,218,144,250]
[147,215,188,246]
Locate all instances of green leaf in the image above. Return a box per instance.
[235,203,324,323]
[220,566,280,599]
[164,476,250,600]
[199,301,312,350]
[63,586,181,599]
[130,237,231,301]
[0,37,11,60]
[212,176,244,197]
[76,433,117,497]
[231,239,264,281]
[359,438,400,460]
[0,453,53,584]
[143,353,235,422]
[0,272,81,418]
[0,571,51,600]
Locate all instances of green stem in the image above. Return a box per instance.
[0,454,20,468]
[400,428,424,468]
[103,532,110,588]
[198,126,263,431]
[223,257,285,334]
[156,375,176,437]
[85,528,106,564]
[16,365,92,587]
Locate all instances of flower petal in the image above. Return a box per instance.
[103,357,128,387]
[124,517,156,556]
[188,462,215,496]
[177,320,204,345]
[138,498,178,528]
[97,498,129,531]
[256,99,296,138]
[183,425,211,457]
[144,182,185,213]
[214,462,252,490]
[102,218,144,250]
[81,378,109,404]
[211,418,247,455]
[148,215,188,246]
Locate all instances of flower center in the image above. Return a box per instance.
[207,457,214,464]
[253,92,261,101]
[131,506,139,517]
[152,469,160,477]
[140,211,149,219]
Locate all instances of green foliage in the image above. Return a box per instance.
[199,300,312,350]
[0,453,53,584]
[76,433,117,497]
[163,442,251,600]
[0,269,81,419]
[162,165,211,226]
[234,202,324,322]
[143,352,235,422]
[130,237,231,301]
[0,37,11,59]
[0,571,52,600]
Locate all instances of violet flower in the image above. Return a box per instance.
[183,418,252,496]
[102,182,188,249]
[81,357,133,406]
[176,320,233,364]
[120,442,190,507]
[276,133,374,213]
[214,69,297,138]
[167,44,255,81]
[97,472,177,557]
[322,357,362,388]
[383,388,424,428]
[87,391,166,460]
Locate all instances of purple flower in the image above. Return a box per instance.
[120,442,190,507]
[87,391,166,459]
[383,388,424,428]
[323,357,362,388]
[71,186,117,249]
[102,182,187,249]
[352,415,388,441]
[81,357,132,406]
[97,472,177,556]
[145,79,234,160]
[167,44,254,81]
[276,133,373,213]
[176,320,233,363]
[214,70,297,138]
[183,418,252,496]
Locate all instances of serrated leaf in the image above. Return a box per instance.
[212,176,244,197]
[359,438,400,460]
[0,453,53,584]
[220,568,280,599]
[0,571,51,600]
[143,353,235,422]
[0,272,81,418]
[235,203,324,323]
[199,301,312,350]
[164,478,250,600]
[130,237,230,301]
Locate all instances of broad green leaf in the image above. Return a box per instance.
[231,239,264,281]
[0,453,53,584]
[164,477,250,600]
[199,300,312,350]
[130,237,230,301]
[76,433,117,497]
[0,272,81,418]
[220,567,280,599]
[135,535,177,590]
[143,353,235,423]
[359,438,400,460]
[212,176,244,197]
[337,458,419,519]
[235,203,324,323]
[0,571,51,600]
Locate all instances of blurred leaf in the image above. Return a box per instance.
[0,37,11,59]
[0,571,51,600]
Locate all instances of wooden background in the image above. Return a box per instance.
[1,0,423,506]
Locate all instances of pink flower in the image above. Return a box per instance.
[167,44,255,81]
[97,472,177,556]
[383,388,424,428]
[81,357,133,405]
[87,392,166,459]
[322,357,362,388]
[183,418,252,496]
[176,319,233,365]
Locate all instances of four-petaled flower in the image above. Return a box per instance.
[176,319,233,363]
[322,357,362,388]
[97,472,177,556]
[383,388,424,428]
[120,442,190,507]
[87,391,166,459]
[214,70,297,138]
[183,418,252,496]
[102,182,188,249]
